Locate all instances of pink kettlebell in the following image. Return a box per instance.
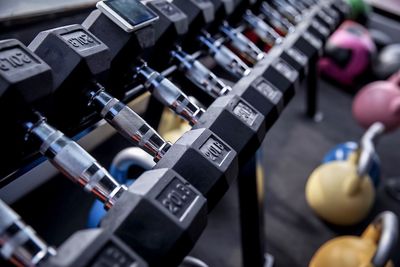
[319,20,376,86]
[353,71,400,132]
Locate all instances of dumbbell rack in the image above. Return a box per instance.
[0,0,346,266]
[126,2,344,267]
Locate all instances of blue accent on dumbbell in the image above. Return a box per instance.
[322,142,381,187]
[87,164,135,228]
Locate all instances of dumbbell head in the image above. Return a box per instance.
[83,0,156,60]
[82,1,157,89]
[277,27,318,80]
[100,168,207,266]
[29,24,111,91]
[147,0,189,40]
[210,0,236,16]
[307,18,331,45]
[0,198,148,267]
[146,0,189,69]
[0,39,52,106]
[0,39,53,160]
[173,0,215,25]
[42,229,148,267]
[232,76,284,126]
[295,30,323,65]
[193,94,266,162]
[155,128,238,209]
[254,53,300,105]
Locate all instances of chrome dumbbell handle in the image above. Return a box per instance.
[0,199,56,266]
[370,211,399,267]
[219,23,264,63]
[243,11,282,46]
[89,88,172,162]
[26,119,127,209]
[357,122,385,177]
[271,0,302,24]
[135,63,205,125]
[286,0,308,12]
[260,2,294,34]
[198,34,251,78]
[171,49,232,98]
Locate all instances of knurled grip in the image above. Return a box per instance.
[94,91,172,161]
[29,121,127,209]
[137,65,205,125]
[0,200,55,266]
[220,24,264,63]
[172,50,231,98]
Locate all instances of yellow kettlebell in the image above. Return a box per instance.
[310,211,398,267]
[306,153,375,226]
[158,108,191,143]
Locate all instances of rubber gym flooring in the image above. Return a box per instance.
[10,79,400,267]
[190,80,400,267]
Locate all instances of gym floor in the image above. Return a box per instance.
[11,79,400,267]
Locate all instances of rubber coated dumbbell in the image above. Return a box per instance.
[29,24,204,127]
[219,22,265,66]
[25,119,207,267]
[28,26,238,209]
[270,0,301,25]
[258,2,295,37]
[84,0,268,160]
[0,199,148,267]
[198,32,252,78]
[210,0,236,18]
[257,3,322,80]
[242,10,283,52]
[171,48,284,134]
[172,0,215,29]
[134,62,268,163]
[0,39,207,266]
[145,0,206,71]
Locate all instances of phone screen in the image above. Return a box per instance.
[104,0,158,27]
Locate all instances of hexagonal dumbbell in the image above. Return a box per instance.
[0,38,210,266]
[29,24,204,126]
[27,27,238,209]
[171,47,284,129]
[25,119,208,267]
[0,199,148,267]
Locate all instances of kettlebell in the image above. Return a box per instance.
[353,71,400,132]
[369,29,393,52]
[373,44,400,80]
[88,147,155,228]
[323,142,381,187]
[319,21,376,86]
[306,154,375,226]
[309,211,398,267]
[323,122,385,188]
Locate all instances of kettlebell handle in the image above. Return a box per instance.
[362,211,399,267]
[357,122,385,177]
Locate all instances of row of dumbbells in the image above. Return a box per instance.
[0,0,348,266]
[0,0,347,177]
